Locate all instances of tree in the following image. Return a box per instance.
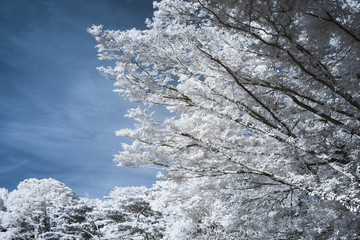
[44,198,99,240]
[0,178,79,239]
[89,0,360,238]
[90,186,165,240]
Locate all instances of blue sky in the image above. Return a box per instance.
[0,0,159,198]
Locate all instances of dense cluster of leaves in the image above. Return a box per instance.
[87,0,359,239]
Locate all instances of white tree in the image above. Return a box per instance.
[0,178,78,240]
[89,186,164,240]
[89,0,360,238]
[45,197,99,240]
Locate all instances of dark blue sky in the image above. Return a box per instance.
[0,0,159,198]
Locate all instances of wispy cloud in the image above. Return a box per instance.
[0,0,157,198]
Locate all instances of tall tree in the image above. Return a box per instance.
[89,0,360,238]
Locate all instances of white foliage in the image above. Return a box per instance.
[86,0,360,238]
[0,179,165,240]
